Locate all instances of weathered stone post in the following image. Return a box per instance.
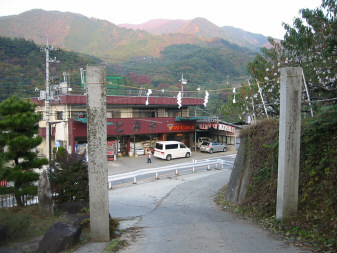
[86,66,110,241]
[276,67,302,221]
[38,170,54,215]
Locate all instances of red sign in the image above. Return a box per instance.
[167,124,195,131]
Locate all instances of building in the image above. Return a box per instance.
[32,92,238,158]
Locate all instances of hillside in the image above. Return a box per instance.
[222,106,337,252]
[119,18,269,50]
[0,10,256,83]
[0,9,266,59]
[0,9,153,60]
[0,9,259,117]
[0,36,100,102]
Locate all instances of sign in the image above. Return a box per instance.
[55,140,61,147]
[218,123,235,133]
[167,124,195,131]
[199,123,235,134]
[196,117,218,123]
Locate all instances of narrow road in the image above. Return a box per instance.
[109,170,308,253]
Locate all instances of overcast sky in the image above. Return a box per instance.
[1,0,322,39]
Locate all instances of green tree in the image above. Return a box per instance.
[235,0,336,120]
[0,97,48,207]
[49,147,89,203]
[282,0,336,101]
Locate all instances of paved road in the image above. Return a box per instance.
[108,149,237,176]
[109,170,308,253]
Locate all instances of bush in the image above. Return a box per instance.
[49,148,89,204]
[235,105,337,251]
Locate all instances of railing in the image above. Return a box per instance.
[1,159,234,208]
[108,158,233,189]
[0,193,38,208]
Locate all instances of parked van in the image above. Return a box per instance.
[154,141,192,161]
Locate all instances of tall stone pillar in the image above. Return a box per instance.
[276,67,302,221]
[86,66,110,241]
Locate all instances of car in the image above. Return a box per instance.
[200,141,227,154]
[196,137,211,149]
[154,141,192,161]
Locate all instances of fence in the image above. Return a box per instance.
[108,158,234,189]
[0,194,38,209]
[1,159,234,208]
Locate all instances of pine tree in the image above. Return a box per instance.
[0,96,48,207]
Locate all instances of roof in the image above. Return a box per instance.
[75,118,114,125]
[31,95,204,106]
[175,116,218,122]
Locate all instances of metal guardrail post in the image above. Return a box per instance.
[155,172,159,179]
[133,176,137,184]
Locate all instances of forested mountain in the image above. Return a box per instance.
[0,9,265,59]
[119,17,270,50]
[0,9,261,116]
[0,9,257,86]
[0,36,100,101]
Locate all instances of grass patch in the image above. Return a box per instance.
[0,205,63,246]
[103,239,127,253]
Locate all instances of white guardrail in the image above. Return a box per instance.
[1,158,234,207]
[108,158,234,188]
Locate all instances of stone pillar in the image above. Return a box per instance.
[276,67,302,221]
[86,66,110,241]
[38,170,54,216]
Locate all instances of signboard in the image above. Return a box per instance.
[199,123,235,134]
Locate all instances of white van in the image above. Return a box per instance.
[154,141,192,161]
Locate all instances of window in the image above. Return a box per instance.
[56,111,63,120]
[226,136,235,145]
[166,144,178,149]
[166,108,182,117]
[155,143,163,150]
[138,108,157,118]
[180,143,186,148]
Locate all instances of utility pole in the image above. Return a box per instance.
[179,74,187,97]
[42,39,58,163]
[256,80,269,119]
[248,80,257,124]
[38,40,58,216]
[45,40,51,163]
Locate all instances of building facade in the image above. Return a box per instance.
[32,93,238,158]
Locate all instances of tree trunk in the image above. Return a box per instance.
[15,193,23,207]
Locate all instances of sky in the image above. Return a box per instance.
[1,0,322,39]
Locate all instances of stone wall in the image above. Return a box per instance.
[224,137,250,204]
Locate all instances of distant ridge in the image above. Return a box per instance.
[119,17,269,50]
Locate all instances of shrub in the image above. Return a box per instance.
[49,148,89,204]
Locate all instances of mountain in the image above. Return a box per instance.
[0,36,100,102]
[119,18,269,50]
[0,9,257,87]
[0,10,207,60]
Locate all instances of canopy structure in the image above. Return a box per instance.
[175,116,218,122]
[75,118,114,125]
